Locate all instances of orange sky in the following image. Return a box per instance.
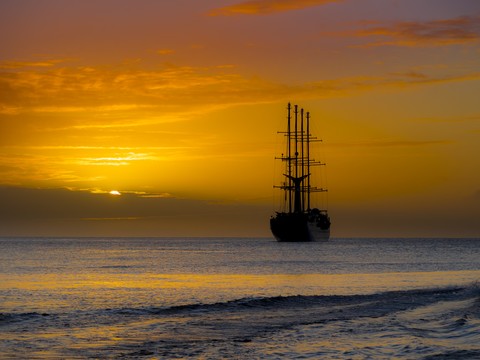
[1,0,479,237]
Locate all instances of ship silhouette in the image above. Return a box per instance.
[270,103,331,242]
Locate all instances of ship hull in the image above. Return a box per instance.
[307,221,330,242]
[270,213,330,242]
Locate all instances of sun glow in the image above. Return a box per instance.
[1,1,479,237]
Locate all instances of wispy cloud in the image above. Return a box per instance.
[415,114,480,123]
[0,152,100,185]
[0,139,204,188]
[156,49,175,55]
[76,152,158,166]
[81,217,142,221]
[3,145,191,151]
[32,104,153,114]
[0,62,255,118]
[208,0,342,16]
[354,16,480,47]
[305,70,480,97]
[0,58,72,69]
[1,59,479,127]
[0,105,21,115]
[329,139,452,148]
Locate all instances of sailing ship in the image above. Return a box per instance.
[270,103,331,242]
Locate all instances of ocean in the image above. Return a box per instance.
[1,237,480,359]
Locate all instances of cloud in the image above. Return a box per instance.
[2,59,479,123]
[76,152,158,166]
[416,114,480,123]
[0,186,271,236]
[305,70,480,97]
[156,49,175,55]
[0,144,188,186]
[0,186,232,220]
[32,104,153,114]
[0,151,106,185]
[0,58,72,69]
[329,139,452,148]
[0,105,21,115]
[208,0,341,16]
[354,16,480,47]
[0,62,264,118]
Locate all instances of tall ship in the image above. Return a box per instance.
[270,103,331,242]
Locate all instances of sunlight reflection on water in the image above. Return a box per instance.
[1,270,480,313]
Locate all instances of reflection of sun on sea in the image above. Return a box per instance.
[109,190,121,196]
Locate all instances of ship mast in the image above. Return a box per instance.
[307,111,328,208]
[276,103,321,215]
[294,105,298,184]
[290,105,308,214]
[306,111,311,211]
[301,108,304,212]
[271,103,331,242]
[287,103,292,213]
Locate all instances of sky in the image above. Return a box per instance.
[1,0,479,237]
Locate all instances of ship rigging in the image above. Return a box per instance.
[270,103,331,242]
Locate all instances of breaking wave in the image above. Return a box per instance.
[2,285,479,359]
[113,285,474,316]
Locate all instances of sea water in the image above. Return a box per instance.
[1,237,479,359]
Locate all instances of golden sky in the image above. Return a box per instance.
[1,0,479,237]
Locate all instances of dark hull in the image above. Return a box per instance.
[270,212,330,242]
